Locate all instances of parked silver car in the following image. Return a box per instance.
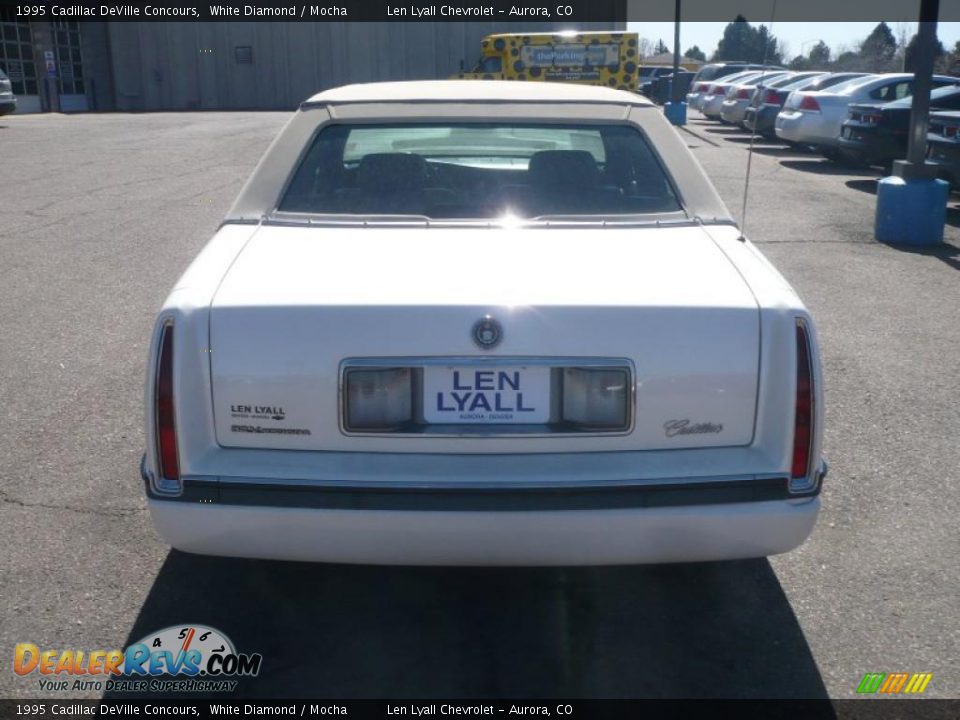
[0,69,17,116]
[700,71,772,119]
[775,73,958,154]
[719,71,804,126]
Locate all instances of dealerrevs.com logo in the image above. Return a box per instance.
[14,625,262,693]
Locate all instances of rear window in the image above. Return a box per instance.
[279,123,682,220]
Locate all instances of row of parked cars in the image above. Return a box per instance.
[685,62,960,188]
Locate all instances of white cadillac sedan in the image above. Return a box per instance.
[142,81,826,565]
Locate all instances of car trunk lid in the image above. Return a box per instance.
[208,224,761,453]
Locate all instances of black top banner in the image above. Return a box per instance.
[2,0,960,22]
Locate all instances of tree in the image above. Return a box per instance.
[809,40,831,68]
[789,55,812,71]
[755,24,783,65]
[859,22,897,71]
[637,37,652,59]
[715,15,754,61]
[903,32,946,73]
[684,45,706,62]
[654,39,670,55]
[713,15,783,64]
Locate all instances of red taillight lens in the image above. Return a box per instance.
[864,113,881,125]
[736,88,751,99]
[697,83,709,92]
[791,321,814,480]
[712,85,727,95]
[798,95,821,112]
[763,89,780,105]
[945,124,959,138]
[156,321,180,485]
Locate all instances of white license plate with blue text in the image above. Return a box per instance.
[423,366,551,424]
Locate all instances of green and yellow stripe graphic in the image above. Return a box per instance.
[857,672,933,695]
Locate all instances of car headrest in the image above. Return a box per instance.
[357,153,429,193]
[528,150,600,188]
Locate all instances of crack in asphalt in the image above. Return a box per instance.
[0,487,141,519]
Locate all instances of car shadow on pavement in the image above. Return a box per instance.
[779,159,879,178]
[107,551,832,702]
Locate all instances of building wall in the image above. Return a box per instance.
[105,21,623,111]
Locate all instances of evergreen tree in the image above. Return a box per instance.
[654,39,670,55]
[714,16,783,64]
[859,22,897,71]
[684,45,706,62]
[809,40,831,67]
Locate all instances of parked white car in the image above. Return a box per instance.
[699,71,770,118]
[775,72,958,153]
[718,71,793,126]
[142,81,826,565]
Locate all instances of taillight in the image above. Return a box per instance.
[763,89,780,105]
[791,320,814,483]
[736,88,751,99]
[798,95,821,112]
[712,85,727,95]
[863,113,881,125]
[944,124,959,139]
[696,83,708,92]
[155,321,180,491]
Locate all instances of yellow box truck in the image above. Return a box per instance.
[456,31,640,92]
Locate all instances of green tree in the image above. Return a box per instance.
[654,39,670,55]
[789,55,812,70]
[903,32,946,72]
[684,45,706,62]
[714,15,783,64]
[859,22,897,71]
[809,40,831,67]
[755,25,783,65]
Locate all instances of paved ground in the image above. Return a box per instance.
[0,111,957,701]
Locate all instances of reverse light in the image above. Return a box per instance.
[798,95,821,112]
[562,368,630,430]
[345,368,413,431]
[155,321,180,492]
[791,320,815,487]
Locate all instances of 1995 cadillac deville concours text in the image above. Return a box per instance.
[141,80,826,565]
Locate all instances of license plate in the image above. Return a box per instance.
[423,366,551,424]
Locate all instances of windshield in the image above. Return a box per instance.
[279,123,682,220]
[477,56,502,73]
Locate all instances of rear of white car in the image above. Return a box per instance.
[142,81,825,565]
[776,73,958,149]
[719,72,791,125]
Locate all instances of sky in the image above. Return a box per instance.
[626,22,960,60]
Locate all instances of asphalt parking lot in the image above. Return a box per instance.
[1,110,958,701]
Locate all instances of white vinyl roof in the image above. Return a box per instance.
[304,80,655,106]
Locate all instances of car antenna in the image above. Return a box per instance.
[739,0,778,242]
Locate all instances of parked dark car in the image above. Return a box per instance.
[0,69,17,116]
[744,72,868,137]
[837,83,960,168]
[927,111,960,188]
[639,66,675,97]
